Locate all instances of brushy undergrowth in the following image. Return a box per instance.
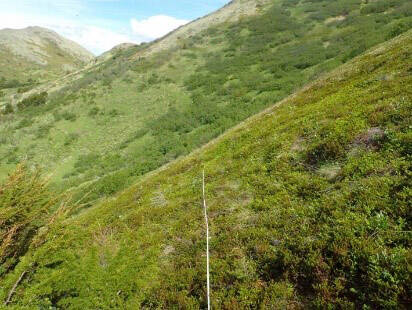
[0,164,67,278]
[1,0,411,205]
[1,30,410,309]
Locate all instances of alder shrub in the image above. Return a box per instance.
[17,92,48,110]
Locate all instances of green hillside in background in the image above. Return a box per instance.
[1,27,411,309]
[1,0,411,206]
[0,27,94,97]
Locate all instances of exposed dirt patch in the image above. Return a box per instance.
[163,245,175,256]
[151,190,168,207]
[290,137,305,152]
[354,127,386,149]
[325,15,347,24]
[318,164,341,180]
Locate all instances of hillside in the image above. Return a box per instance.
[1,29,410,309]
[97,43,138,63]
[141,0,272,56]
[1,0,410,206]
[0,26,94,86]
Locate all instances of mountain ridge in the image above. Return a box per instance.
[0,26,94,83]
[138,0,272,57]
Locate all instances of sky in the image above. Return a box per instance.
[0,0,230,55]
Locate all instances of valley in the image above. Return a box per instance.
[0,0,411,308]
[1,0,411,206]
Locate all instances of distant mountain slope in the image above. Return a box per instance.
[0,0,411,204]
[2,30,410,309]
[142,0,272,56]
[0,26,94,83]
[97,43,138,63]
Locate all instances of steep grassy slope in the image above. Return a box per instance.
[1,0,411,205]
[0,26,94,83]
[2,31,410,309]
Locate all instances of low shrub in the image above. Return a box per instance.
[64,133,80,146]
[61,111,77,122]
[17,92,48,110]
[2,103,13,115]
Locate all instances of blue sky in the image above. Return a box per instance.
[0,0,230,54]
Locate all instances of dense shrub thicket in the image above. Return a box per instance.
[0,77,36,90]
[0,77,22,90]
[17,92,48,110]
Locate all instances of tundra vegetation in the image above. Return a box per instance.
[0,0,411,308]
[0,0,411,206]
[0,27,411,308]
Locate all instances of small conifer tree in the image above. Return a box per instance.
[0,164,58,274]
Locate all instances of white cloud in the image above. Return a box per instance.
[0,9,190,55]
[53,24,135,55]
[0,13,33,30]
[131,15,189,40]
[0,12,136,55]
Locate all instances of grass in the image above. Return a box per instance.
[1,30,410,309]
[1,0,411,207]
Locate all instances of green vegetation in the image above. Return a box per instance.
[0,77,26,90]
[0,164,66,277]
[1,30,410,308]
[17,92,48,110]
[2,103,13,115]
[0,3,411,306]
[1,0,411,206]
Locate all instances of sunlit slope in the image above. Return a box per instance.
[0,0,411,204]
[3,31,411,309]
[141,0,272,56]
[0,27,94,83]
